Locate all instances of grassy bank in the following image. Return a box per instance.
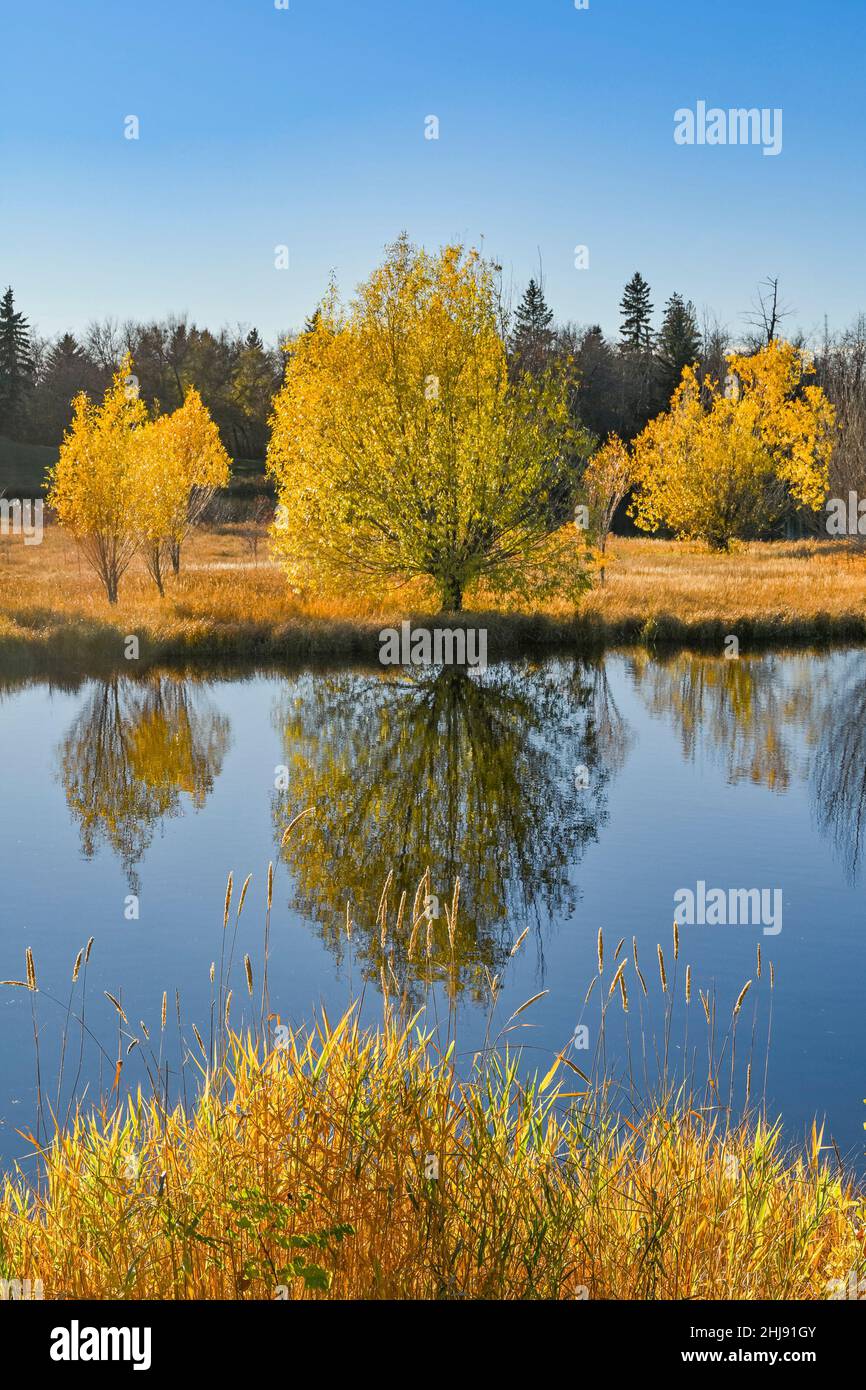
[0,861,863,1301]
[1,1011,861,1300]
[3,527,866,673]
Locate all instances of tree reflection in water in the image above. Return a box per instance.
[59,676,231,891]
[628,650,825,793]
[812,657,866,882]
[628,649,866,883]
[272,660,628,998]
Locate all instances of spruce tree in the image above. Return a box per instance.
[0,287,34,435]
[32,333,99,443]
[657,292,701,400]
[510,278,555,375]
[619,272,654,352]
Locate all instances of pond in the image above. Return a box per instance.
[0,649,863,1177]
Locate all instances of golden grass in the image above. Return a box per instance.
[2,1017,862,1301]
[3,526,866,672]
[584,535,866,632]
[0,869,863,1301]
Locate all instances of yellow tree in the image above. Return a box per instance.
[582,434,635,584]
[160,387,230,579]
[133,387,231,591]
[630,340,834,549]
[46,354,147,602]
[267,236,590,611]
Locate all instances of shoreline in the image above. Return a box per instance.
[2,608,866,683]
[4,529,866,678]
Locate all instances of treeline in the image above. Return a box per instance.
[1,271,865,499]
[0,294,284,458]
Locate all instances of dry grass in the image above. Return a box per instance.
[2,1019,861,1301]
[584,535,866,632]
[0,868,863,1301]
[3,525,866,673]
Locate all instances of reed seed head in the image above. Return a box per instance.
[732,979,752,1018]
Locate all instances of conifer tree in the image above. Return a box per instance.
[0,287,34,434]
[510,278,555,375]
[619,272,654,352]
[657,293,701,400]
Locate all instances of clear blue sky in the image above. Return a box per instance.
[3,0,864,345]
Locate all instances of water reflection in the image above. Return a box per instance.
[812,656,866,881]
[629,651,824,792]
[273,662,623,994]
[628,649,866,883]
[58,676,231,889]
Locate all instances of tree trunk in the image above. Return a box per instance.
[439,576,463,612]
[170,539,181,576]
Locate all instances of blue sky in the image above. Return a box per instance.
[2,0,864,345]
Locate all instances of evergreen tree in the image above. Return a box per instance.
[510,278,555,375]
[657,292,701,400]
[30,333,100,443]
[0,286,34,434]
[619,272,654,352]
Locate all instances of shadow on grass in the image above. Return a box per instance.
[2,601,866,690]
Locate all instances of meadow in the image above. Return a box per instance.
[3,523,866,673]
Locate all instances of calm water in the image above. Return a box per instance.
[1,650,864,1175]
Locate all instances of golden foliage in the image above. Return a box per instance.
[0,1001,861,1299]
[46,354,148,602]
[267,236,589,611]
[47,364,230,600]
[133,386,230,593]
[630,340,835,549]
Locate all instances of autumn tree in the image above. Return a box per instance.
[582,434,636,583]
[46,354,148,602]
[629,340,835,549]
[134,386,231,588]
[267,237,590,611]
